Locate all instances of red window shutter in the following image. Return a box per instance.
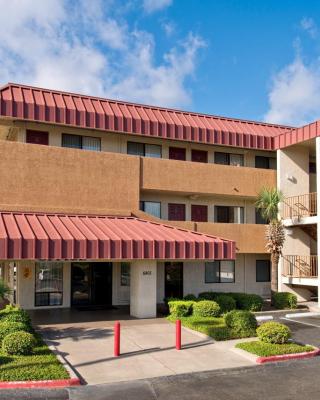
[191,205,208,222]
[168,203,186,221]
[169,147,186,161]
[26,130,49,145]
[191,149,208,163]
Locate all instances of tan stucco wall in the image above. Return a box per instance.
[141,157,276,198]
[0,140,140,214]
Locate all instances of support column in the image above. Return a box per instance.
[316,137,320,307]
[130,260,157,318]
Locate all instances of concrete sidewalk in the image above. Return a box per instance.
[35,313,255,385]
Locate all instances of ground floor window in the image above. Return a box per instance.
[256,260,271,282]
[120,263,130,286]
[35,262,63,306]
[205,261,235,283]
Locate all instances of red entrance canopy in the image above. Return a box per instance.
[0,212,235,260]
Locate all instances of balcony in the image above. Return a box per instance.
[282,255,318,279]
[141,157,276,198]
[282,193,317,220]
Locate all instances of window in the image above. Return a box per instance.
[127,142,161,158]
[120,263,130,286]
[310,162,316,174]
[62,134,101,151]
[191,205,208,222]
[169,147,186,161]
[191,149,208,163]
[26,130,49,145]
[255,156,276,170]
[214,152,244,166]
[35,262,63,306]
[215,206,244,223]
[168,203,186,221]
[256,260,271,282]
[255,209,269,224]
[140,201,161,218]
[205,261,235,283]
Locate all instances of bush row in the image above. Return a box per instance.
[0,305,35,355]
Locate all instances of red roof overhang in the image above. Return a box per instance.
[0,212,235,261]
[0,83,292,151]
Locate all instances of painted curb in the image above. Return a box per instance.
[256,348,320,364]
[0,377,80,389]
[284,312,320,318]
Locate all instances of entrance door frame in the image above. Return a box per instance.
[164,262,183,299]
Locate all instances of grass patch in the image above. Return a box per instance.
[235,341,314,357]
[167,315,256,341]
[0,334,69,382]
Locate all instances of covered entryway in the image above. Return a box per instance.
[71,262,112,307]
[165,262,183,299]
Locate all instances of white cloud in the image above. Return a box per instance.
[264,56,320,126]
[0,0,205,108]
[161,20,175,37]
[142,0,172,14]
[300,17,317,38]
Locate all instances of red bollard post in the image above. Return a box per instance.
[176,320,181,350]
[114,321,120,357]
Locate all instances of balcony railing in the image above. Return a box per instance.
[282,192,317,219]
[282,255,318,278]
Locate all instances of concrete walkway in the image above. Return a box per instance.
[31,309,255,385]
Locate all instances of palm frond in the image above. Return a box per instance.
[255,187,284,222]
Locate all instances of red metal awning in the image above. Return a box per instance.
[0,83,292,150]
[0,212,235,261]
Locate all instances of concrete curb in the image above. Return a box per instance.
[256,348,320,364]
[284,312,320,318]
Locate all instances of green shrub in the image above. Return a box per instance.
[198,292,217,301]
[0,322,30,342]
[193,300,220,317]
[183,294,197,301]
[272,292,297,310]
[224,310,257,337]
[228,293,263,311]
[2,331,36,355]
[215,295,236,313]
[168,301,194,317]
[0,309,31,327]
[256,321,291,344]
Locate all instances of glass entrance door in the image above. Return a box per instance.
[71,263,113,306]
[165,262,183,299]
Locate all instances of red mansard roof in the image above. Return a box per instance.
[0,212,235,261]
[0,83,292,150]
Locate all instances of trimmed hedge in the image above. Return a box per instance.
[193,300,220,317]
[256,321,291,344]
[198,292,217,301]
[168,301,194,317]
[229,293,263,311]
[183,294,197,301]
[224,310,257,337]
[0,322,30,343]
[0,310,31,327]
[215,295,236,314]
[2,331,36,355]
[272,292,297,310]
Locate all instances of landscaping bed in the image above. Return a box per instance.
[235,341,314,357]
[0,305,73,384]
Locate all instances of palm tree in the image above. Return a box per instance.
[0,280,10,301]
[255,187,285,297]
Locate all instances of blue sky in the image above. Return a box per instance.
[1,0,320,126]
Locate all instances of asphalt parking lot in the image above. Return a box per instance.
[278,313,320,348]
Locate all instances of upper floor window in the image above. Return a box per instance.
[191,149,208,163]
[169,147,186,161]
[255,156,276,170]
[191,204,208,222]
[127,142,161,158]
[168,203,186,221]
[215,206,244,224]
[140,201,161,218]
[255,209,269,224]
[62,134,101,151]
[26,130,49,146]
[215,152,244,167]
